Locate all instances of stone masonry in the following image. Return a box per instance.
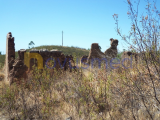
[5,32,76,85]
[80,55,88,65]
[87,43,105,66]
[5,32,15,84]
[86,38,119,70]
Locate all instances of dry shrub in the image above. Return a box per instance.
[0,73,4,81]
[0,59,160,119]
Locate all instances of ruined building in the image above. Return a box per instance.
[86,38,119,70]
[86,43,105,66]
[80,55,88,65]
[5,32,76,85]
[104,38,118,58]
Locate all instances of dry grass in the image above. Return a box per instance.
[0,73,4,81]
[0,66,5,90]
[0,59,160,119]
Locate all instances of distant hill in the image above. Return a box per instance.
[0,45,90,67]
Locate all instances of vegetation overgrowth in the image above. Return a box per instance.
[1,0,160,119]
[0,54,160,119]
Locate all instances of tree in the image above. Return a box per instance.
[112,0,160,119]
[28,41,35,49]
[0,51,1,55]
[113,0,160,54]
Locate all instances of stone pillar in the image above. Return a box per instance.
[5,32,15,84]
[87,43,103,64]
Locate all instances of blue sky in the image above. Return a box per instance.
[0,0,160,55]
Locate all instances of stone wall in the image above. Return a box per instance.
[87,43,105,65]
[86,39,119,70]
[104,38,118,58]
[5,32,76,85]
[121,51,139,67]
[80,55,88,65]
[121,51,139,61]
[5,32,15,84]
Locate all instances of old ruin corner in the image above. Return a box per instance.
[4,32,76,85]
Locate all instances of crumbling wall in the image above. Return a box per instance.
[65,55,77,72]
[5,32,76,85]
[121,51,157,65]
[5,32,15,84]
[5,33,27,84]
[8,49,28,84]
[86,39,119,70]
[87,43,105,65]
[121,51,139,66]
[104,38,118,58]
[121,51,138,60]
[29,49,64,70]
[80,55,88,65]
